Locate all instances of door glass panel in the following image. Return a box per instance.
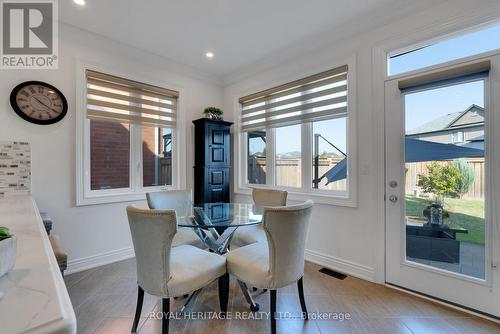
[404,80,485,279]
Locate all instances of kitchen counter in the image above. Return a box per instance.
[0,196,76,334]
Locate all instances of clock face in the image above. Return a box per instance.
[10,81,68,125]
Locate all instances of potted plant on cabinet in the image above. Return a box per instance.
[203,107,224,121]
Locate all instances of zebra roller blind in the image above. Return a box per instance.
[239,65,348,131]
[86,70,178,128]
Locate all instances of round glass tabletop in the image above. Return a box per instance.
[177,203,263,228]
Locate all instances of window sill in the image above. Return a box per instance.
[76,186,171,206]
[234,186,357,207]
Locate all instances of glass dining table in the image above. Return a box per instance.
[179,202,263,253]
[177,202,263,311]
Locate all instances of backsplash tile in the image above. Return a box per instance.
[0,142,31,197]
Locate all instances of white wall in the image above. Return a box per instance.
[0,24,223,273]
[2,0,500,280]
[224,0,500,282]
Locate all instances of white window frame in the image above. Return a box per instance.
[76,60,186,206]
[451,131,465,144]
[234,56,357,207]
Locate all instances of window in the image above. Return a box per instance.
[90,120,130,190]
[78,68,180,205]
[451,131,464,144]
[143,127,172,187]
[389,23,500,76]
[312,117,347,191]
[275,124,301,188]
[247,130,266,184]
[238,64,355,204]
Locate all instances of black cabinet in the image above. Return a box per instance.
[193,118,233,204]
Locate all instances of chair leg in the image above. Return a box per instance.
[270,290,277,334]
[131,286,144,333]
[218,273,230,315]
[162,298,170,334]
[297,277,309,320]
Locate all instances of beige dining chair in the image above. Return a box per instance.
[232,188,288,246]
[147,190,205,249]
[127,206,229,334]
[224,200,313,334]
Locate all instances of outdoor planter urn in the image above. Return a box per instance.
[0,236,17,278]
[423,204,448,226]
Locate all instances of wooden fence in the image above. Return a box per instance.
[249,156,484,198]
[405,158,485,199]
[159,157,172,185]
[248,156,347,191]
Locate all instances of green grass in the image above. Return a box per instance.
[405,195,485,245]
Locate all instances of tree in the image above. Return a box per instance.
[452,159,476,198]
[417,162,461,204]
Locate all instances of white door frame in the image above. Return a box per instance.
[384,54,500,317]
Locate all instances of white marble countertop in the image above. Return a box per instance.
[0,196,76,334]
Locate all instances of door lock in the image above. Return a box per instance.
[389,180,398,188]
[389,195,398,203]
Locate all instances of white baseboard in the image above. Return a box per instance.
[65,247,374,283]
[65,247,135,275]
[305,249,375,282]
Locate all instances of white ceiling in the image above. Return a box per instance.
[60,0,436,81]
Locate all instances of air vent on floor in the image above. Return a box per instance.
[319,267,347,280]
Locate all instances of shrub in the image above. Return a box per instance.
[417,162,461,204]
[452,159,476,198]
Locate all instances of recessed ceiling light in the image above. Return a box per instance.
[74,0,86,6]
[205,52,214,59]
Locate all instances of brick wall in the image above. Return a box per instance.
[90,121,167,189]
[90,120,131,190]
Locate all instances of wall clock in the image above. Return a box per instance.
[10,81,68,125]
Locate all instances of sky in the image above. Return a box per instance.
[274,119,347,155]
[389,24,500,75]
[252,23,498,154]
[394,24,497,132]
[405,80,484,132]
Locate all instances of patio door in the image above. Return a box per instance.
[385,56,500,318]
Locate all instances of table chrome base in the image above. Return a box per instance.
[185,222,261,311]
[238,280,260,312]
[179,289,201,314]
[192,226,237,254]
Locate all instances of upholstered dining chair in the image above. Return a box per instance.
[231,188,288,246]
[224,201,313,334]
[126,206,229,334]
[146,190,205,249]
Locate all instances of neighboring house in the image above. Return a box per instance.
[460,134,484,150]
[405,104,485,199]
[406,104,484,145]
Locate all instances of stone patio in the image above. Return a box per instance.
[408,242,485,279]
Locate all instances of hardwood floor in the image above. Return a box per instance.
[65,259,500,334]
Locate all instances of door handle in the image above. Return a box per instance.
[388,195,398,203]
